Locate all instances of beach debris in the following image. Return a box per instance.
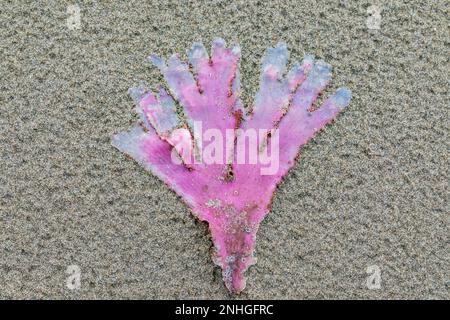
[112,39,351,293]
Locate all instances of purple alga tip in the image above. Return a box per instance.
[262,42,289,78]
[113,39,352,294]
[149,54,165,70]
[128,86,146,104]
[334,87,352,108]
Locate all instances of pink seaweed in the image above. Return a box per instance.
[112,39,351,294]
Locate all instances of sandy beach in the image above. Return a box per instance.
[0,1,448,299]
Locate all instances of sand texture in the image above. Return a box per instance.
[0,1,448,299]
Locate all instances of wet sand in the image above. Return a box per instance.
[0,1,448,298]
